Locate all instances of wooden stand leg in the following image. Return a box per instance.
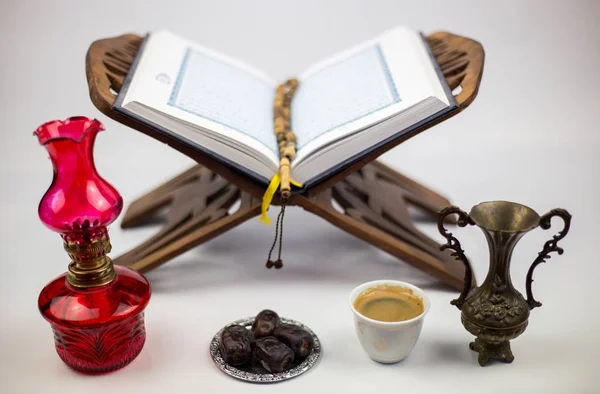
[116,162,470,290]
[296,162,469,290]
[114,165,261,272]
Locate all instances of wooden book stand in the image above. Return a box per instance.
[85,32,484,290]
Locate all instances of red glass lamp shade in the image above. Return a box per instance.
[34,117,122,237]
[34,117,151,374]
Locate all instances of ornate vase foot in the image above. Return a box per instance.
[469,338,514,366]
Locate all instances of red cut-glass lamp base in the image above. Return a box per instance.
[38,266,151,374]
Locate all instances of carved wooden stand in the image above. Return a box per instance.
[86,32,484,290]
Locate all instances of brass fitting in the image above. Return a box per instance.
[64,233,116,288]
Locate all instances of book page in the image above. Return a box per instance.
[292,44,400,150]
[291,27,447,165]
[122,31,280,166]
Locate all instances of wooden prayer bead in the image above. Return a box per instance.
[273,78,299,197]
[283,147,295,158]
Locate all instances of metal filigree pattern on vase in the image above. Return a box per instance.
[466,274,528,327]
[461,315,528,345]
[210,317,321,383]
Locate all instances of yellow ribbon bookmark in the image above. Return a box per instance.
[259,174,302,225]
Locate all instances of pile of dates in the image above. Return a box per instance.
[219,310,314,373]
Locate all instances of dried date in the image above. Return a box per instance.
[219,325,253,366]
[273,323,313,359]
[254,336,294,373]
[252,309,280,338]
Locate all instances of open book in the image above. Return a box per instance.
[114,28,456,189]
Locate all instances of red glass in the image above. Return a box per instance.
[38,266,150,374]
[34,117,122,235]
[34,117,151,374]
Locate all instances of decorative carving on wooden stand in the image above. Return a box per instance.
[86,31,484,289]
[296,162,466,289]
[113,166,261,272]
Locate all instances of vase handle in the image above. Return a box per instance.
[437,206,476,310]
[526,209,572,310]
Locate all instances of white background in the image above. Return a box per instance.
[1,1,598,393]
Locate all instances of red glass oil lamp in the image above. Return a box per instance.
[34,117,151,374]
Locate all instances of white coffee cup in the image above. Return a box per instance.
[349,279,430,363]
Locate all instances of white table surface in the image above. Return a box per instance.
[1,1,599,393]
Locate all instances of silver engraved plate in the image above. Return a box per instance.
[210,317,321,383]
